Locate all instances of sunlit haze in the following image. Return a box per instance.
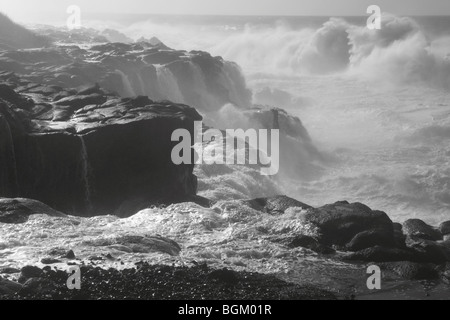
[1,0,450,24]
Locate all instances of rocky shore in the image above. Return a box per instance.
[0,15,449,300]
[0,262,336,300]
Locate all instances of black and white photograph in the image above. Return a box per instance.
[0,0,449,304]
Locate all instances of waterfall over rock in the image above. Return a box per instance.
[79,135,93,210]
[156,65,185,103]
[0,114,19,197]
[0,81,201,217]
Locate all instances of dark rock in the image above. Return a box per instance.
[0,198,67,224]
[4,264,335,300]
[246,195,312,215]
[0,278,22,295]
[402,219,442,241]
[0,12,49,50]
[77,83,103,96]
[55,93,107,110]
[298,201,394,247]
[0,84,202,216]
[393,223,402,232]
[346,228,396,252]
[439,221,450,236]
[65,250,76,259]
[343,246,418,262]
[0,84,33,108]
[405,236,450,263]
[19,266,44,284]
[41,258,62,265]
[0,267,20,274]
[380,262,439,280]
[393,222,407,248]
[20,277,55,295]
[287,235,335,254]
[88,256,104,261]
[208,268,239,285]
[443,263,450,284]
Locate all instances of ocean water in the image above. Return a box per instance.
[2,13,450,299]
[77,13,450,225]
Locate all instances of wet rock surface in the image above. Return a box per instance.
[0,198,67,223]
[0,77,201,216]
[0,40,252,112]
[403,219,442,241]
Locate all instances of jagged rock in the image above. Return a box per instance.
[439,221,450,236]
[0,198,67,224]
[0,84,201,216]
[18,266,44,284]
[343,246,418,262]
[54,93,107,110]
[0,267,20,274]
[88,235,182,256]
[0,13,49,50]
[393,222,407,248]
[20,277,55,295]
[40,258,62,265]
[443,263,450,284]
[245,195,312,215]
[0,277,22,295]
[405,236,450,263]
[0,40,252,112]
[380,262,439,280]
[286,235,335,254]
[346,228,396,252]
[298,201,394,247]
[208,268,239,284]
[403,219,442,241]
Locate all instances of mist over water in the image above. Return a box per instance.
[73,13,450,224]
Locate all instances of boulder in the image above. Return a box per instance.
[20,277,55,296]
[343,246,418,262]
[439,221,450,236]
[402,219,442,241]
[405,236,450,263]
[380,262,439,280]
[0,277,22,296]
[298,201,394,247]
[346,228,396,252]
[0,198,67,224]
[18,266,44,284]
[245,195,312,215]
[286,235,335,254]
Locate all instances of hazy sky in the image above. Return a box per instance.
[1,0,450,23]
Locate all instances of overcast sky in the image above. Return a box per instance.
[1,0,450,23]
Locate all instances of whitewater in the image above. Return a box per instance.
[1,13,449,299]
[89,13,450,225]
